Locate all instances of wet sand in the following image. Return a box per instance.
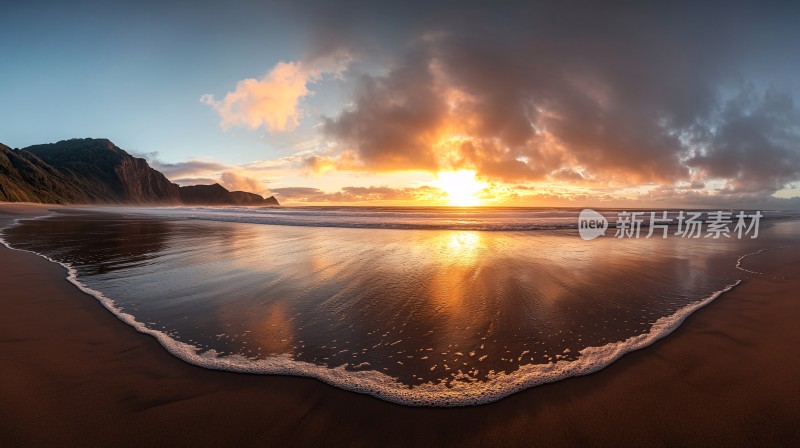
[1,203,799,446]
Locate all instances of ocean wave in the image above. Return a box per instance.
[90,206,800,232]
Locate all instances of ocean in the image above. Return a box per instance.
[2,206,798,406]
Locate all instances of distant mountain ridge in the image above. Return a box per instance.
[179,183,280,206]
[230,190,279,206]
[0,138,279,206]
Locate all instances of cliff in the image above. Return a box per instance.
[1,143,91,203]
[0,138,278,206]
[1,139,180,204]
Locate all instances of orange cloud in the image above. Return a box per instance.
[202,61,312,133]
[219,171,267,195]
[203,52,350,133]
[271,185,445,204]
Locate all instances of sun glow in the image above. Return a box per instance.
[434,170,486,206]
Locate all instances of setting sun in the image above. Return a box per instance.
[434,170,486,206]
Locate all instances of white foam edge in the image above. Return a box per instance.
[735,245,794,275]
[1,216,743,407]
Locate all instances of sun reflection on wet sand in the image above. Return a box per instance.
[446,231,480,259]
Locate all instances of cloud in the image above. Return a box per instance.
[201,61,312,133]
[172,177,219,186]
[139,153,273,195]
[150,160,229,178]
[181,1,800,206]
[299,155,330,175]
[219,170,267,194]
[314,1,800,200]
[635,185,800,210]
[686,86,800,194]
[322,46,446,172]
[202,51,351,133]
[271,185,443,203]
[268,187,324,199]
[322,30,697,184]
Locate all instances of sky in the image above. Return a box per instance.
[2,0,800,207]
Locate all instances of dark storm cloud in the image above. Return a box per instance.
[323,45,446,171]
[687,86,800,193]
[316,1,800,195]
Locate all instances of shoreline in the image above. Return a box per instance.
[0,209,748,407]
[1,203,799,445]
